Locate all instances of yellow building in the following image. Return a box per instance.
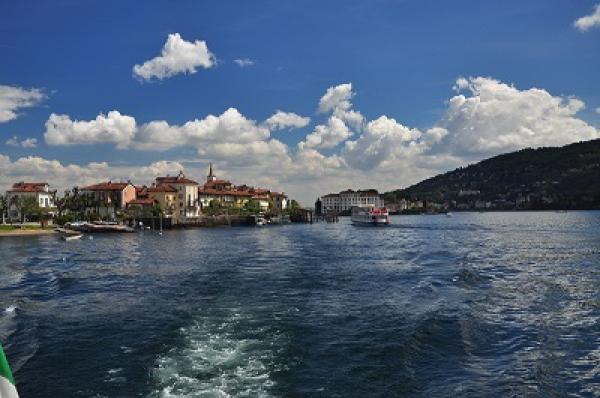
[145,184,177,218]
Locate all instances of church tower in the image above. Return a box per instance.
[207,162,217,182]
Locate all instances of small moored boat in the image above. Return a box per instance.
[253,215,267,226]
[351,206,391,226]
[62,233,83,241]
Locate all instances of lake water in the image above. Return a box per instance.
[1,212,599,397]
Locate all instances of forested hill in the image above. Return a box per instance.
[384,139,600,210]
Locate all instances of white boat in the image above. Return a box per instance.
[254,215,267,226]
[62,234,83,241]
[351,206,391,226]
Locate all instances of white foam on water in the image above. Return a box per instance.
[4,305,17,314]
[150,310,281,398]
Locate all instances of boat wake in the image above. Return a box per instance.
[149,308,283,397]
[4,305,17,314]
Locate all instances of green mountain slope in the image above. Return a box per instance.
[384,139,600,210]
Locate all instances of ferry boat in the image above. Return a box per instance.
[351,206,391,226]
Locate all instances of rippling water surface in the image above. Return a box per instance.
[1,212,599,397]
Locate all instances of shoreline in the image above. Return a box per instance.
[0,229,57,237]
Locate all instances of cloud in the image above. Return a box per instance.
[5,136,19,147]
[574,3,600,32]
[317,82,364,130]
[318,83,354,113]
[300,116,353,149]
[5,136,38,148]
[299,83,365,149]
[133,33,215,81]
[20,138,38,148]
[596,107,600,114]
[234,58,255,67]
[0,84,45,123]
[44,107,272,153]
[204,139,290,167]
[264,111,310,130]
[343,115,423,170]
[430,77,599,158]
[134,108,270,152]
[44,111,137,149]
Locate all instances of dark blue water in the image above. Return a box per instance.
[1,212,599,397]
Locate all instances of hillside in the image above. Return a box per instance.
[384,139,600,210]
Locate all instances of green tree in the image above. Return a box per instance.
[50,190,69,217]
[151,204,163,218]
[11,196,40,223]
[285,199,303,216]
[243,199,261,215]
[66,187,86,214]
[0,194,7,224]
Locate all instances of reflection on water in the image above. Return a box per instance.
[1,211,599,397]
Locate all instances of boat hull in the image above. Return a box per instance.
[351,219,390,226]
[350,215,390,226]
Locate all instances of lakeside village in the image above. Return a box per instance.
[0,164,307,232]
[0,161,460,234]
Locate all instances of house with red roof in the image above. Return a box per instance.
[134,184,178,218]
[154,171,200,223]
[5,182,54,221]
[81,181,136,220]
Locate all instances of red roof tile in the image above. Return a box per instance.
[204,179,231,187]
[199,188,253,197]
[127,199,155,206]
[147,184,177,193]
[156,173,198,185]
[82,182,132,191]
[8,182,48,193]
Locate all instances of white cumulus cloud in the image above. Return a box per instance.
[300,116,353,149]
[343,116,423,170]
[430,76,600,158]
[574,3,600,32]
[6,136,38,148]
[134,108,270,152]
[318,83,354,113]
[133,33,216,81]
[20,138,38,148]
[0,84,45,123]
[44,111,137,149]
[264,111,310,130]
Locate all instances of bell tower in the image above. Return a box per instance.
[207,162,217,182]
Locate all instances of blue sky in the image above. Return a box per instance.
[1,0,600,203]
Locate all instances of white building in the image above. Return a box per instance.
[6,182,54,221]
[155,171,200,222]
[320,189,384,213]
